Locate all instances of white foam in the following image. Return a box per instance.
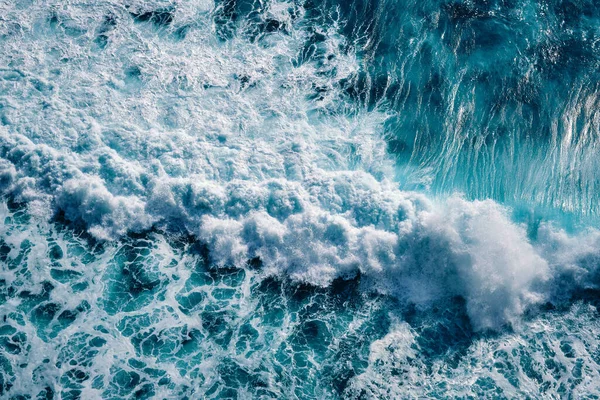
[0,0,597,332]
[346,303,600,398]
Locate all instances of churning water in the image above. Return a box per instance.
[1,0,600,398]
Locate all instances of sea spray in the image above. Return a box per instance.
[1,0,600,398]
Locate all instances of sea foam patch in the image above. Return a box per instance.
[1,0,600,398]
[0,0,554,330]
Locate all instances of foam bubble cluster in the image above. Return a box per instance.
[1,0,600,398]
[0,0,561,330]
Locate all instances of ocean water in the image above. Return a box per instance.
[1,0,600,398]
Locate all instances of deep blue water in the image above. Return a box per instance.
[1,0,600,398]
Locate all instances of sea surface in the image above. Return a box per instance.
[1,0,600,398]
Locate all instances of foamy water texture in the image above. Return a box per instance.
[1,0,600,398]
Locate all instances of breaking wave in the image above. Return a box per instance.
[1,0,600,398]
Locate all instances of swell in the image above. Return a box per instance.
[0,0,600,395]
[311,0,600,217]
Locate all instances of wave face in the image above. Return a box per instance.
[325,0,600,216]
[1,0,600,398]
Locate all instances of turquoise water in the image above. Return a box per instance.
[1,0,600,398]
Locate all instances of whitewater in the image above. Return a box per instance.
[1,0,600,398]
